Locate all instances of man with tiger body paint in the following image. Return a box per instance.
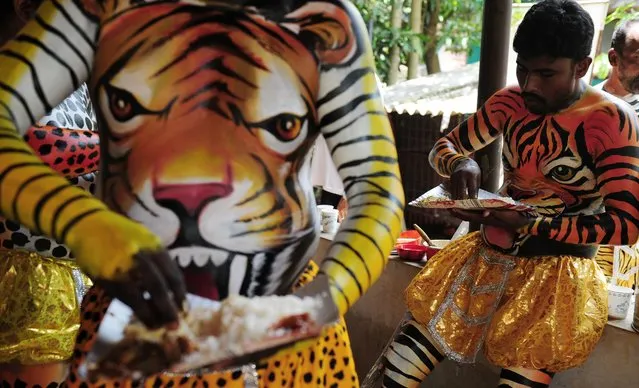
[362,1,639,388]
[595,15,639,289]
[0,0,404,387]
[0,1,100,386]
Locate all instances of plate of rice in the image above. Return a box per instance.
[80,292,328,380]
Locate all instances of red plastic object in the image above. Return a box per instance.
[423,245,442,259]
[395,230,423,247]
[397,243,430,262]
[400,230,421,239]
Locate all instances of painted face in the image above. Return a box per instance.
[515,55,589,115]
[615,23,639,94]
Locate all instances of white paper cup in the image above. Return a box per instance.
[317,205,333,223]
[607,284,634,319]
[321,208,339,233]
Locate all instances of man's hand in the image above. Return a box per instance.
[450,158,481,199]
[337,196,348,222]
[450,209,532,231]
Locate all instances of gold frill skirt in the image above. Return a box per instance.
[0,249,92,364]
[405,232,608,372]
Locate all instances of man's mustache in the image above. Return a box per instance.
[522,92,546,104]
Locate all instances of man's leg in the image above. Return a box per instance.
[497,367,554,388]
[362,312,445,388]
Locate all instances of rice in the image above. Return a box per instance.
[181,294,322,364]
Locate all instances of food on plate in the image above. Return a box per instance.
[410,184,537,214]
[89,294,322,379]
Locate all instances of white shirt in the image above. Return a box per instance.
[595,81,639,116]
[311,134,344,196]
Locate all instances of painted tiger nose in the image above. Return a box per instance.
[154,182,233,214]
[153,165,234,215]
[508,185,537,199]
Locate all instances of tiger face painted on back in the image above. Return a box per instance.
[90,1,356,299]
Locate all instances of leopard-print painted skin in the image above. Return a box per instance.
[66,262,358,388]
[25,126,99,178]
[0,84,98,259]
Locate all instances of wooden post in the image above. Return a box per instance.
[470,0,513,232]
[407,0,423,79]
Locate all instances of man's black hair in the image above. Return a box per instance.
[611,16,639,56]
[513,0,594,61]
[0,2,17,43]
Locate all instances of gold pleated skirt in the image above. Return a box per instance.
[0,249,92,364]
[405,232,607,372]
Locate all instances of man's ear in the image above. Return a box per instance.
[608,48,619,67]
[283,1,360,66]
[13,0,42,21]
[575,56,592,79]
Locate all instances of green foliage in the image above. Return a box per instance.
[593,53,612,80]
[352,0,420,82]
[605,0,637,24]
[352,0,483,82]
[438,0,483,54]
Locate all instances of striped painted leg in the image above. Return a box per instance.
[361,312,445,388]
[498,367,555,388]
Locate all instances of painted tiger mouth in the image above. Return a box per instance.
[170,246,254,301]
[170,246,233,267]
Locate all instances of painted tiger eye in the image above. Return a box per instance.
[275,115,302,140]
[551,165,577,181]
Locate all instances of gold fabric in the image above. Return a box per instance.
[0,249,92,364]
[405,232,608,373]
[595,245,639,288]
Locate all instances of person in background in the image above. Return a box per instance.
[595,16,639,289]
[597,16,639,113]
[311,134,346,208]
